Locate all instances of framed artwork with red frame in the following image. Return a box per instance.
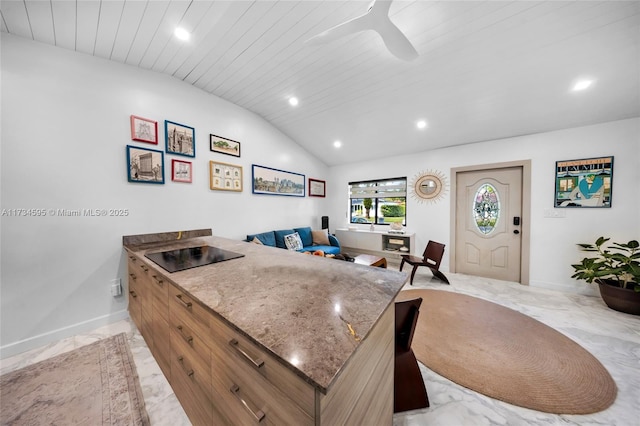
[130,115,158,144]
[171,159,192,183]
[309,178,326,197]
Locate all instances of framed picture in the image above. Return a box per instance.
[130,115,158,144]
[252,164,305,197]
[126,145,164,184]
[555,156,613,208]
[210,134,241,157]
[165,120,195,157]
[210,160,243,192]
[309,178,326,197]
[171,159,192,183]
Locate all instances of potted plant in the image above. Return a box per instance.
[571,237,640,315]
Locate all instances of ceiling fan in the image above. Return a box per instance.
[306,0,418,61]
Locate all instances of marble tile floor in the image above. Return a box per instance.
[1,270,638,426]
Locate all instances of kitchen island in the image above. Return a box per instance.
[123,229,408,425]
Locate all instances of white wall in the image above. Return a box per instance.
[327,118,640,294]
[0,35,329,357]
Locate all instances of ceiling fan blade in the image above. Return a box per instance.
[305,0,418,61]
[376,18,418,61]
[305,12,373,45]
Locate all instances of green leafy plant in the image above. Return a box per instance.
[571,237,640,291]
[381,204,405,217]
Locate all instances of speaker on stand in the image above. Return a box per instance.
[321,216,329,231]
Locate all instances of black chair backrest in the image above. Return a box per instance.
[423,240,445,270]
[395,297,423,351]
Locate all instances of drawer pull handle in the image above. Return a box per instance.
[152,275,164,287]
[129,273,137,281]
[140,264,148,272]
[229,339,264,369]
[176,294,192,309]
[177,356,194,378]
[230,384,265,423]
[129,256,137,262]
[176,325,194,345]
[129,291,137,298]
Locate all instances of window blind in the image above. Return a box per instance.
[349,177,407,199]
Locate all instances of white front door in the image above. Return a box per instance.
[455,167,523,282]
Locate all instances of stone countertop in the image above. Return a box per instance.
[124,233,408,394]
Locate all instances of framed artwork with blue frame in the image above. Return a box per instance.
[252,164,305,197]
[165,120,195,157]
[127,145,165,184]
[554,156,613,208]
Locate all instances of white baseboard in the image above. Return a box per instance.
[0,310,130,360]
[529,279,599,296]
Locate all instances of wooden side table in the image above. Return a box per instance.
[354,254,387,268]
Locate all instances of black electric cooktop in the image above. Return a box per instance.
[145,246,244,273]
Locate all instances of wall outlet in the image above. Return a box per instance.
[110,278,122,297]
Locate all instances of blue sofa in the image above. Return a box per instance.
[246,226,341,255]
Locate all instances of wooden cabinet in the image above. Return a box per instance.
[126,256,144,333]
[149,271,170,377]
[126,252,395,425]
[208,313,315,425]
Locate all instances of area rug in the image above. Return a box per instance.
[0,333,150,425]
[396,289,617,414]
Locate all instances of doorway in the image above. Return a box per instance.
[450,161,531,284]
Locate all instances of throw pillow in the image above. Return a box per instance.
[284,232,303,251]
[251,237,263,245]
[312,229,330,246]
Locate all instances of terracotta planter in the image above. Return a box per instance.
[597,280,640,316]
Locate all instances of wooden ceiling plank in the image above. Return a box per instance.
[229,1,365,107]
[123,0,169,66]
[203,0,307,94]
[110,0,149,63]
[264,2,595,124]
[75,0,101,55]
[172,1,254,81]
[137,0,190,70]
[213,1,326,99]
[51,0,76,50]
[0,0,33,39]
[151,0,215,73]
[93,0,125,58]
[184,1,277,88]
[24,0,54,43]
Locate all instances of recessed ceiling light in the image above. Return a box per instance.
[174,27,190,41]
[289,97,299,106]
[416,120,428,129]
[333,140,342,148]
[572,79,594,92]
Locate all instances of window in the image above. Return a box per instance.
[473,183,500,234]
[349,177,407,226]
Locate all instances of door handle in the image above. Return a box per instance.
[513,230,520,235]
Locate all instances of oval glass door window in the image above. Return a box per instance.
[474,183,500,234]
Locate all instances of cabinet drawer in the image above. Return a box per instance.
[209,314,315,416]
[141,305,154,349]
[151,314,171,378]
[171,328,212,402]
[148,271,169,320]
[210,347,314,426]
[169,311,211,366]
[171,355,213,426]
[169,285,211,339]
[128,282,142,330]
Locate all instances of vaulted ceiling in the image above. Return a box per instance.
[2,1,639,166]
